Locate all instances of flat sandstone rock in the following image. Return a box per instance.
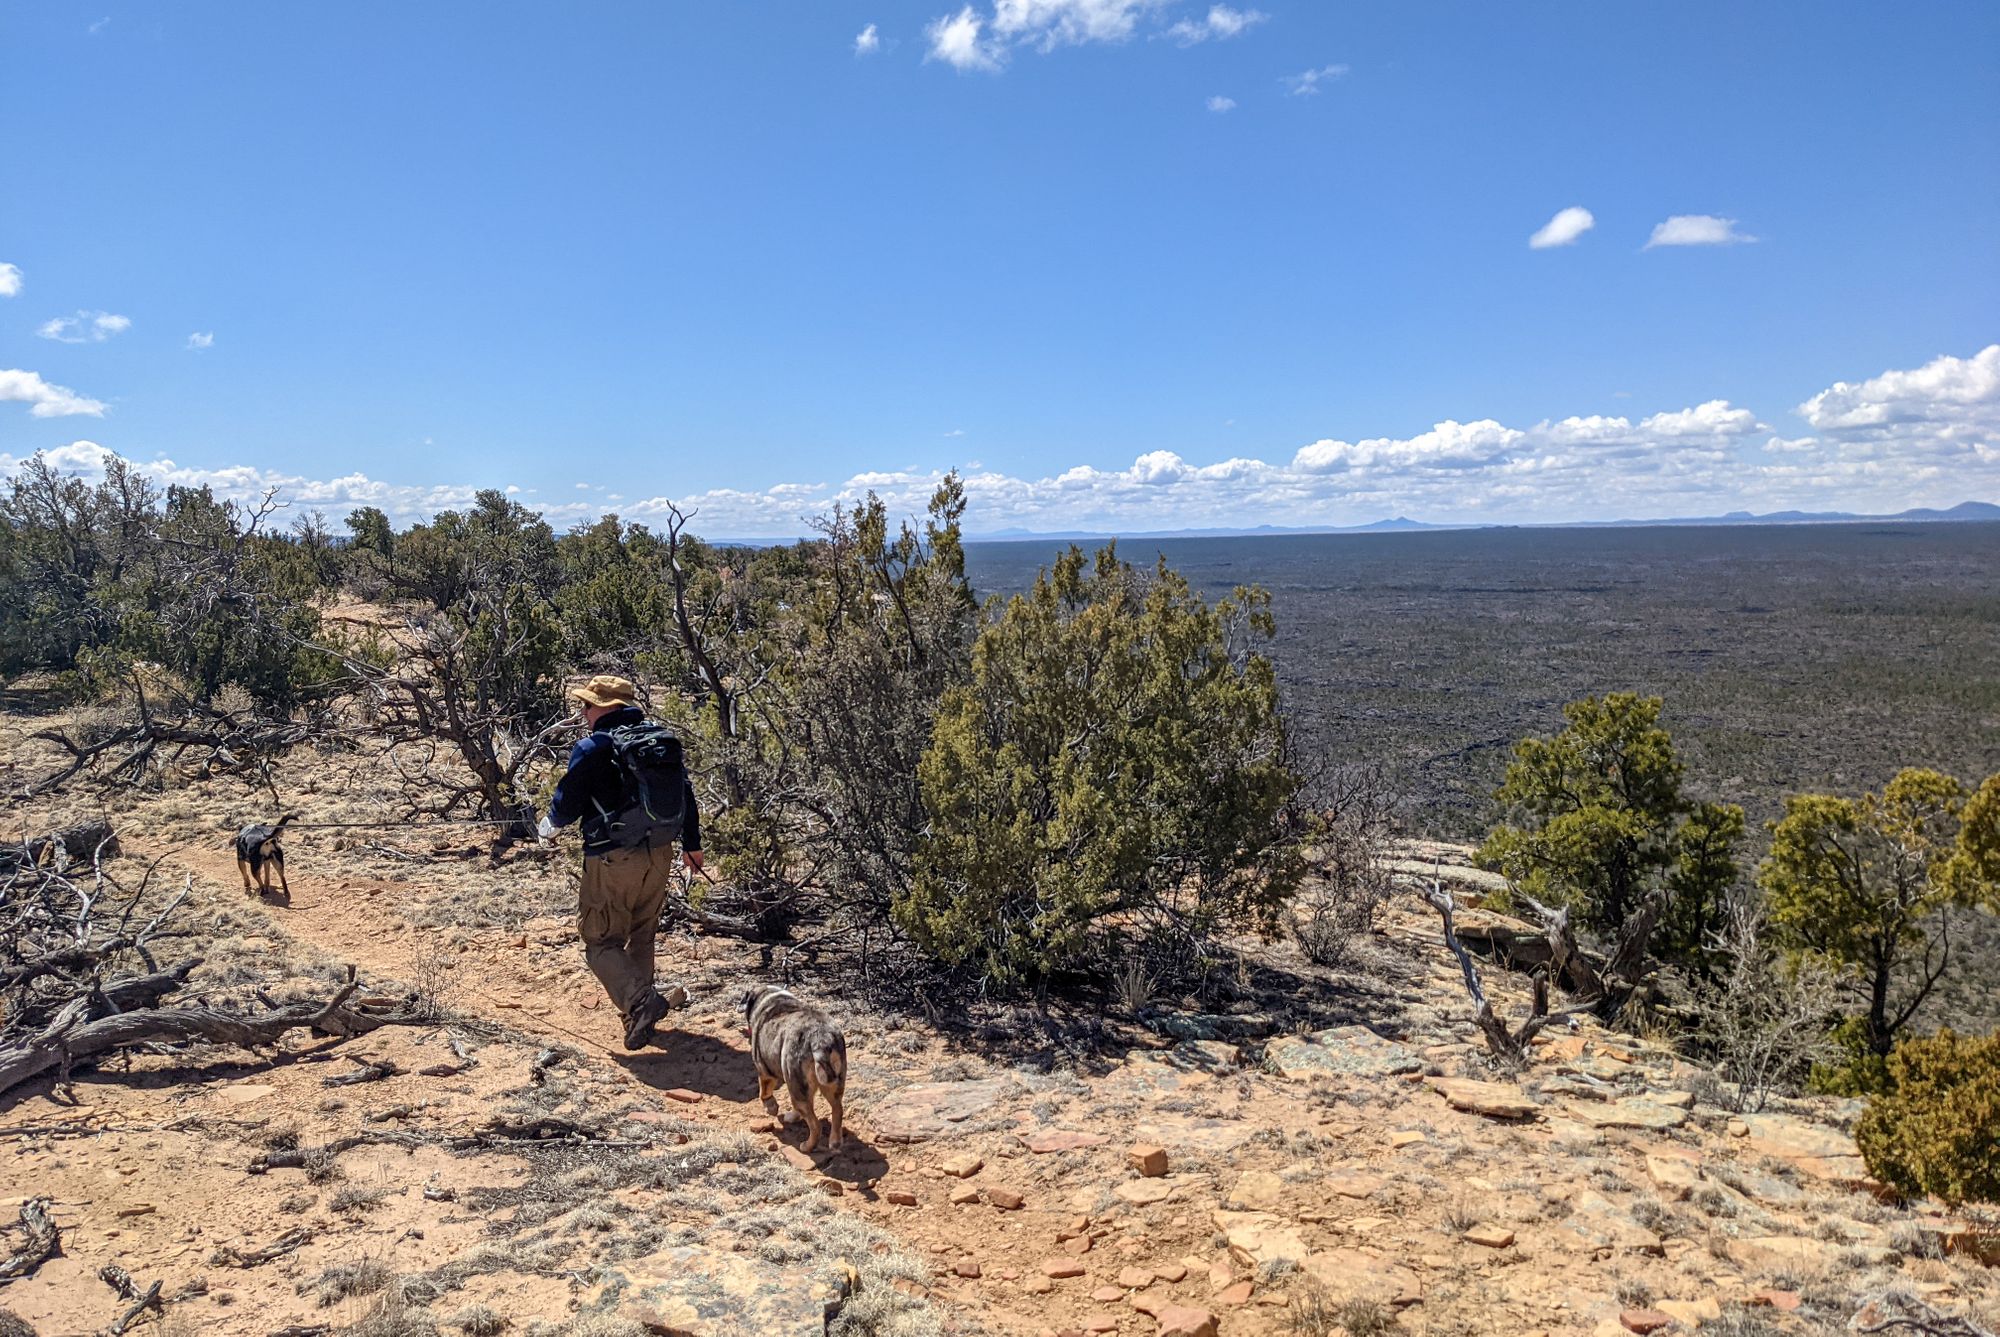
[870,1079,1013,1142]
[1266,1025,1421,1080]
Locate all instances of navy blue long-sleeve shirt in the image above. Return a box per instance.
[546,706,701,855]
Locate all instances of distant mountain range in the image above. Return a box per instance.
[960,500,2000,544]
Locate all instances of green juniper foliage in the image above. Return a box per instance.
[1854,1027,2000,1207]
[898,544,1311,986]
[1476,692,1743,977]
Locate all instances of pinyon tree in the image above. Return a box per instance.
[1760,768,2000,1087]
[1476,693,1743,989]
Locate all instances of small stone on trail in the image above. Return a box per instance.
[942,1153,984,1178]
[1093,1286,1126,1303]
[1153,1262,1188,1282]
[662,1088,703,1104]
[1620,1309,1673,1334]
[1129,1143,1169,1177]
[1462,1223,1514,1248]
[987,1187,1026,1210]
[1064,1235,1093,1255]
[1390,1130,1427,1148]
[949,1184,980,1205]
[779,1146,817,1171]
[1119,1266,1156,1289]
[1042,1258,1087,1279]
[886,1190,919,1206]
[1215,1279,1254,1305]
[954,1260,982,1279]
[1154,1306,1220,1337]
[1749,1289,1801,1311]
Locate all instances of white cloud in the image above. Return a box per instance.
[0,369,109,418]
[1206,94,1236,113]
[9,346,1991,534]
[39,310,132,343]
[928,0,1217,67]
[1283,63,1348,96]
[1637,400,1763,438]
[1645,214,1757,248]
[1167,5,1267,45]
[854,23,881,55]
[187,332,215,350]
[926,6,1002,70]
[0,263,21,298]
[88,15,110,33]
[991,0,1168,50]
[1797,345,2000,431]
[1528,206,1595,250]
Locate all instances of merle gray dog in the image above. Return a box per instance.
[742,984,847,1153]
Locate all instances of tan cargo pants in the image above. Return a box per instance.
[577,841,679,1023]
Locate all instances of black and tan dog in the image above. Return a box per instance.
[742,984,847,1153]
[234,815,293,898]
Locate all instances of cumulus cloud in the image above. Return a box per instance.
[1206,94,1236,112]
[1528,206,1594,250]
[926,6,1001,69]
[0,263,21,298]
[1283,63,1348,95]
[1166,5,1266,45]
[1645,214,1757,248]
[0,369,109,418]
[39,310,131,343]
[8,346,1993,534]
[855,22,881,55]
[187,332,215,350]
[1797,345,2000,432]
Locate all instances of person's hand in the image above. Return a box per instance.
[535,815,557,844]
[683,849,704,873]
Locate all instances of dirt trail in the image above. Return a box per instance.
[7,804,1996,1336]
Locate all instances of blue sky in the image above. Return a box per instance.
[4,1,1997,535]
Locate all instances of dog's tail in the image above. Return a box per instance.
[811,1038,846,1090]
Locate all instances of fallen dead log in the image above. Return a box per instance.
[211,1226,313,1268]
[0,968,426,1104]
[322,1058,399,1088]
[0,1197,60,1284]
[249,1131,424,1174]
[0,819,119,872]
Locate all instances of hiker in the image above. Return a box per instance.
[538,675,702,1050]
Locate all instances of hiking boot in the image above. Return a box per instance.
[622,989,669,1051]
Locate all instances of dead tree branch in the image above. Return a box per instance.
[0,1197,60,1283]
[1425,877,1591,1067]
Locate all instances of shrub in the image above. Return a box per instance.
[1761,769,2000,1083]
[899,545,1311,986]
[1475,693,1742,977]
[1854,1028,2000,1206]
[1694,896,1842,1112]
